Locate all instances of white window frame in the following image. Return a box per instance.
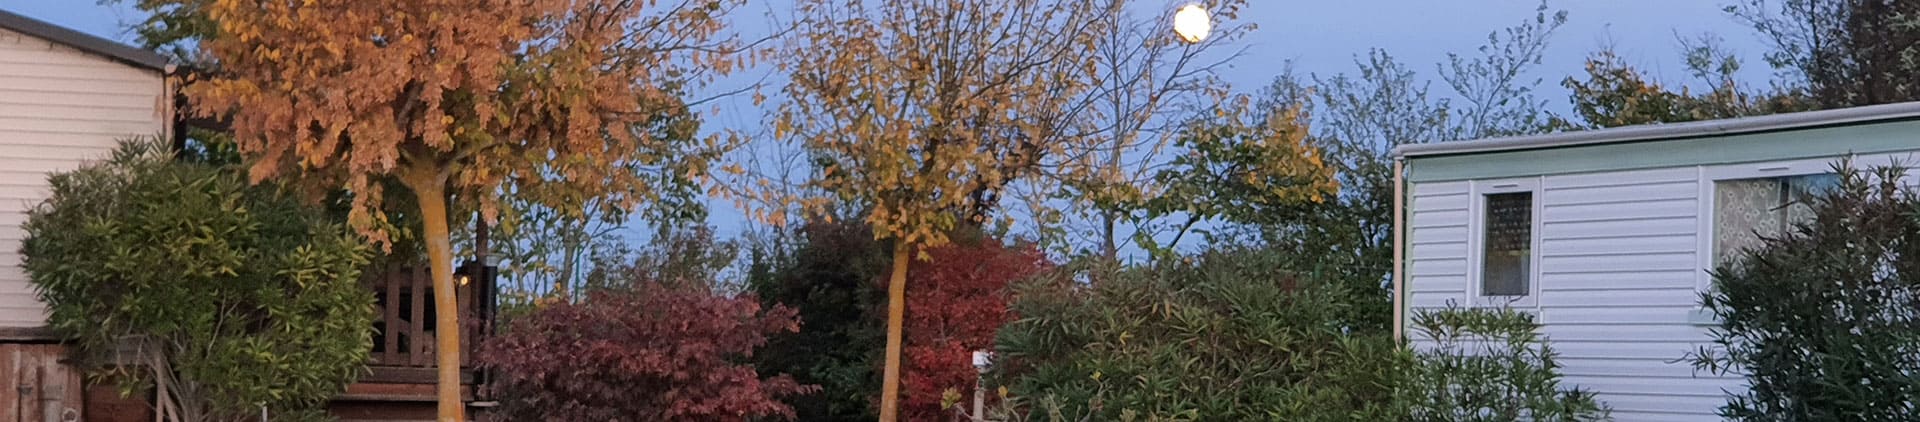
[1467,177,1542,307]
[1696,157,1853,293]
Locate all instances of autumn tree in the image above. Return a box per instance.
[1564,42,1811,129]
[773,0,1114,419]
[182,1,748,419]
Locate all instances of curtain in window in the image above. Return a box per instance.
[1714,179,1781,266]
[1713,174,1837,265]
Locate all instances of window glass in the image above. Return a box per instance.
[1482,192,1533,296]
[1712,173,1838,265]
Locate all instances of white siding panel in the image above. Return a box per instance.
[1408,275,1466,294]
[1563,375,1740,397]
[1408,259,1467,277]
[0,27,166,328]
[1543,235,1697,256]
[1410,208,1470,228]
[1411,226,1469,244]
[1545,181,1698,205]
[1558,357,1727,379]
[1407,167,1736,420]
[1540,288,1702,307]
[1411,180,1470,196]
[1540,253,1698,274]
[1411,193,1469,211]
[1556,341,1708,360]
[1543,307,1701,325]
[1543,199,1697,223]
[1546,167,1697,188]
[1542,323,1712,342]
[1541,270,1700,291]
[1408,243,1468,260]
[1543,217,1697,239]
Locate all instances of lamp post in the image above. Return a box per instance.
[1172,4,1211,43]
[971,351,992,422]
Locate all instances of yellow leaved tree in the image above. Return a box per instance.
[185,1,749,419]
[774,0,1115,419]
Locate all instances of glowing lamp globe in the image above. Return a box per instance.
[1172,4,1211,43]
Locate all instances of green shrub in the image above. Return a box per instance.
[1689,165,1920,420]
[746,220,889,421]
[1402,306,1609,421]
[22,141,374,421]
[994,247,1407,421]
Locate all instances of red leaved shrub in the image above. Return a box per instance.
[901,238,1051,421]
[477,282,817,421]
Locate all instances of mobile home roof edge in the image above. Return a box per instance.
[1393,101,1920,158]
[0,8,168,70]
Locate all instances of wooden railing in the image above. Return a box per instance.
[366,263,497,384]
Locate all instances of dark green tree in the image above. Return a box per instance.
[747,220,890,421]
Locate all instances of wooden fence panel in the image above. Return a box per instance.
[0,344,83,422]
[0,345,17,422]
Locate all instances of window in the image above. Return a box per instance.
[1481,191,1533,296]
[1711,174,1838,265]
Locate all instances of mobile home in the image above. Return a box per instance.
[1392,102,1920,421]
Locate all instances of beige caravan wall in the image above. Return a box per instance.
[0,27,167,329]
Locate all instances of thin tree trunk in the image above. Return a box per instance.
[405,171,466,422]
[877,241,911,422]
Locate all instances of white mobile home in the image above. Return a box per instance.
[0,8,170,420]
[1391,102,1920,421]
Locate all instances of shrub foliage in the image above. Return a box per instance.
[995,248,1406,421]
[477,280,816,421]
[747,220,890,421]
[901,237,1050,420]
[22,142,374,421]
[1690,166,1920,420]
[1403,306,1610,421]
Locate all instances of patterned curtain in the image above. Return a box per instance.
[1713,179,1781,266]
[1713,174,1838,265]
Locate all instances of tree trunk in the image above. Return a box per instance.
[877,241,911,422]
[405,171,466,422]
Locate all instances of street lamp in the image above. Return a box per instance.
[1172,4,1211,43]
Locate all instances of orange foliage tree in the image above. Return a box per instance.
[184,1,748,419]
[773,1,1112,419]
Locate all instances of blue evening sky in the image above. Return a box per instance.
[0,0,1777,247]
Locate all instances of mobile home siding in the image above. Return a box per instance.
[1406,167,1735,421]
[0,26,166,328]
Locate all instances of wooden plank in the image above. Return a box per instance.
[381,268,400,365]
[409,266,426,367]
[62,347,81,422]
[84,382,150,422]
[19,346,43,422]
[361,367,474,385]
[0,327,55,342]
[1,344,19,422]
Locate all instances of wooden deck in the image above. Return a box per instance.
[336,263,499,420]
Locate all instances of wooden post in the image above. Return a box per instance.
[1392,158,1407,343]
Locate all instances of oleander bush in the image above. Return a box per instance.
[1689,165,1920,421]
[22,140,374,422]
